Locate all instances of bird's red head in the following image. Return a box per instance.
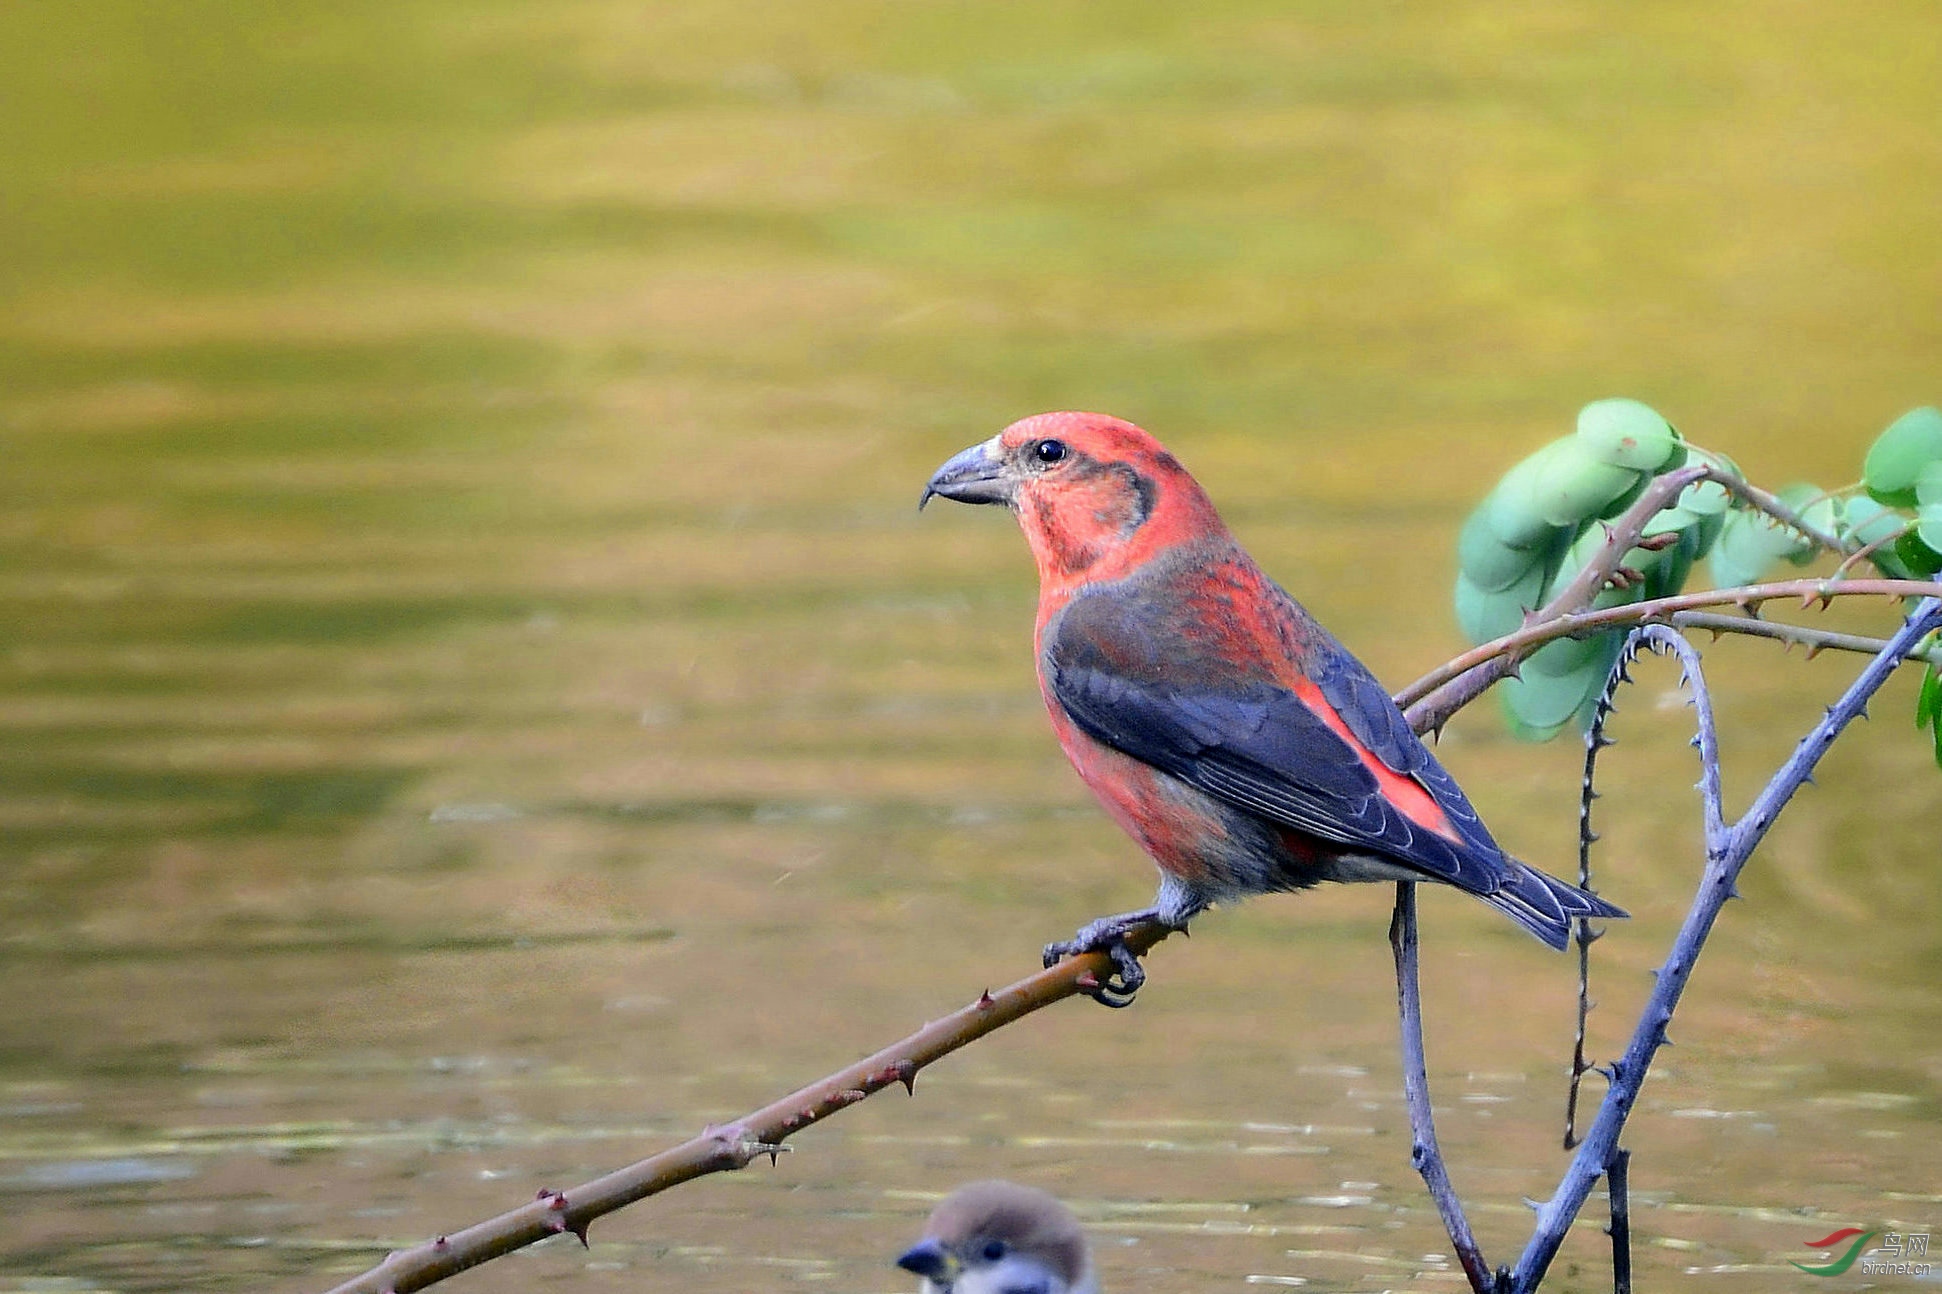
[922,412,1226,587]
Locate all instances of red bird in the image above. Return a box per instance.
[922,412,1624,1003]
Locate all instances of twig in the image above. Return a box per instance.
[1390,883,1497,1294]
[1400,576,1940,731]
[1830,518,1911,579]
[1403,461,1859,735]
[1723,472,1851,556]
[320,925,1174,1294]
[1608,1148,1632,1294]
[1503,597,1942,1292]
[1563,671,1624,1149]
[1666,610,1942,664]
[1410,466,1707,733]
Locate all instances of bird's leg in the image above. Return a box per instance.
[1043,907,1175,1008]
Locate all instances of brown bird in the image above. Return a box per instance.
[896,1180,1098,1294]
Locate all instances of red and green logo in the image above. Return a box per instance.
[1793,1228,1880,1276]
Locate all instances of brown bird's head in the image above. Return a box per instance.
[895,1180,1098,1294]
[921,411,1225,586]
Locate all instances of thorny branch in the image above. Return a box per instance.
[1503,600,1942,1291]
[321,925,1174,1294]
[1398,455,1931,734]
[1386,596,1941,1293]
[1402,576,1941,730]
[1564,674,1626,1150]
[1608,1148,1633,1294]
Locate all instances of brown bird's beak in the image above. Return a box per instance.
[920,437,1012,510]
[896,1236,960,1283]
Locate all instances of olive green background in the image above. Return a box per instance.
[1,3,1937,1290]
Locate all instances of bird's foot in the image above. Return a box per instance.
[1043,908,1169,1008]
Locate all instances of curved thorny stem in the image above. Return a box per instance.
[1391,595,1941,1294]
[1401,577,1942,730]
[1564,665,1622,1150]
[1501,598,1942,1292]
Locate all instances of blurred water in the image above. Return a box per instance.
[1,3,1938,1291]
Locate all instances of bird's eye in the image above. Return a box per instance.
[1033,439,1068,465]
[980,1240,1008,1262]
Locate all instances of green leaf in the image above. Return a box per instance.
[1840,495,1904,548]
[1483,445,1577,548]
[1918,652,1942,769]
[1528,439,1642,526]
[1597,468,1652,521]
[1773,482,1827,565]
[1917,646,1939,732]
[1455,568,1545,644]
[1709,509,1805,588]
[1917,459,1942,506]
[1677,447,1741,518]
[1640,505,1703,535]
[1897,527,1942,576]
[1862,406,1942,507]
[1458,506,1550,592]
[1524,632,1605,676]
[1576,398,1683,470]
[1502,663,1602,732]
[1919,464,1942,554]
[1501,636,1624,740]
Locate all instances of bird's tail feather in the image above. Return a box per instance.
[1484,862,1627,951]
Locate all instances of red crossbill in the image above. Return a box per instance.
[923,412,1624,1003]
[896,1180,1096,1294]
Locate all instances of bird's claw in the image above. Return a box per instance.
[1043,917,1153,1008]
